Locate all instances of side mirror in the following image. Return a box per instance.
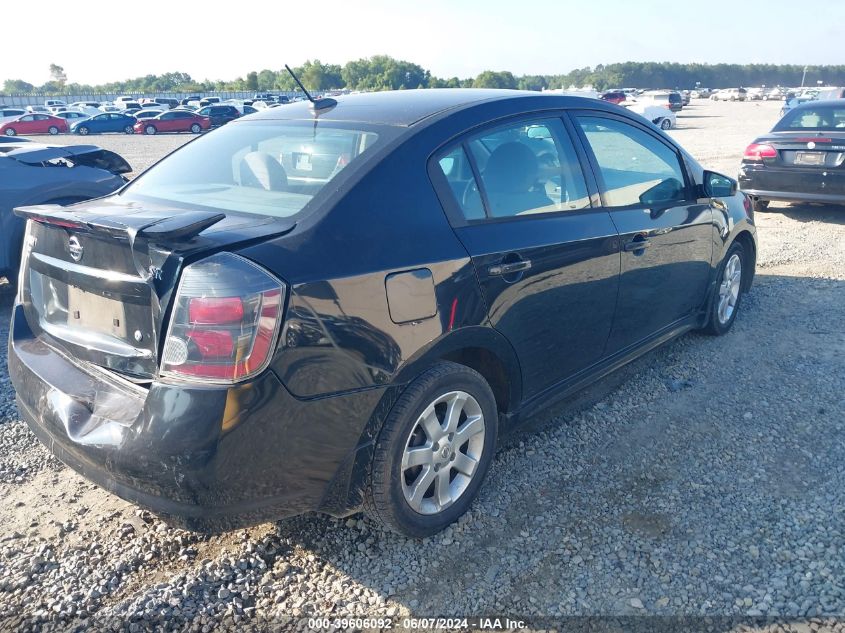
[702,170,737,198]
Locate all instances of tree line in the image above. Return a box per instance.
[4,58,844,96]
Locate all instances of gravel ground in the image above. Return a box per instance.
[1,99,845,631]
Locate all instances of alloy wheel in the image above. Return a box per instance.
[401,391,485,515]
[717,253,742,325]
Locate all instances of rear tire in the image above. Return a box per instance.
[48,126,59,135]
[752,198,770,212]
[366,362,498,537]
[190,123,202,134]
[124,125,134,134]
[701,241,746,336]
[78,126,89,136]
[659,118,672,130]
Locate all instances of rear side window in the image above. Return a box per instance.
[577,116,687,207]
[436,117,590,221]
[437,146,486,220]
[122,121,392,219]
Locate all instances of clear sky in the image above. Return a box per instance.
[3,0,844,85]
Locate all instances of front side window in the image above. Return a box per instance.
[122,121,391,219]
[577,116,687,207]
[435,117,590,221]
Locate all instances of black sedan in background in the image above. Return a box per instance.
[196,104,240,126]
[8,90,756,537]
[739,100,845,211]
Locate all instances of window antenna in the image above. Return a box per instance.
[284,64,337,111]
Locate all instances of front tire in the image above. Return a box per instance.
[659,118,672,130]
[702,241,746,335]
[145,125,157,135]
[124,125,134,134]
[77,126,89,136]
[367,362,498,537]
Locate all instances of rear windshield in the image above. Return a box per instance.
[121,120,394,218]
[775,106,845,130]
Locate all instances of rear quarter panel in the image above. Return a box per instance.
[239,133,490,399]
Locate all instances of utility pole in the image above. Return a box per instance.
[801,66,809,88]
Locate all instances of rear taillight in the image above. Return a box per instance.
[161,252,285,383]
[743,143,777,161]
[15,220,36,305]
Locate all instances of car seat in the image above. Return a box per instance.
[240,151,288,191]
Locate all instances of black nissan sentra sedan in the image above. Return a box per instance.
[8,90,757,537]
[739,100,845,212]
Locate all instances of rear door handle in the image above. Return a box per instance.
[623,238,652,252]
[488,260,532,276]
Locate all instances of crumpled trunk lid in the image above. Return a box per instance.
[15,198,294,380]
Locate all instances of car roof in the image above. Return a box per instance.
[244,88,614,127]
[788,99,845,111]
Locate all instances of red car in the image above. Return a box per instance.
[133,110,210,135]
[600,91,627,105]
[0,113,69,136]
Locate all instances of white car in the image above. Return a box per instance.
[138,100,167,111]
[133,109,164,120]
[69,102,103,116]
[710,88,747,101]
[0,108,27,125]
[625,103,676,130]
[26,105,51,114]
[53,110,91,125]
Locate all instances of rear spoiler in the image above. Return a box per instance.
[14,205,226,242]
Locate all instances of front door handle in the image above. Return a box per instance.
[623,237,652,252]
[488,260,532,276]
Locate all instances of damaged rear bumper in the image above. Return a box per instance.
[8,303,384,530]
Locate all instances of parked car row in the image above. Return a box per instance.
[0,93,271,137]
[779,86,845,117]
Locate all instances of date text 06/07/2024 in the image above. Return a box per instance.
[306,617,527,630]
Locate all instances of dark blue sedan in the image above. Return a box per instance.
[70,112,136,135]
